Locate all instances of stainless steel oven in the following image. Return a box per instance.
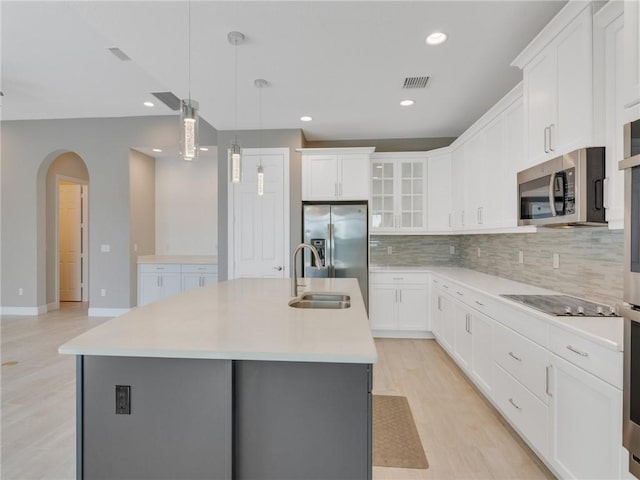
[517,147,606,227]
[621,118,640,477]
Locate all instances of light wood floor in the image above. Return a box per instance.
[1,305,554,479]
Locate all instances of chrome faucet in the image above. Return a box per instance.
[291,243,323,297]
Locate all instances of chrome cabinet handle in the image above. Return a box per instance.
[544,126,550,153]
[508,352,522,362]
[399,290,402,302]
[508,398,522,410]
[566,345,589,357]
[457,291,464,296]
[603,177,609,209]
[395,290,398,303]
[475,300,484,306]
[546,365,552,396]
[438,296,442,311]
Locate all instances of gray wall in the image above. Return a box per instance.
[371,228,623,308]
[45,152,90,305]
[304,137,456,152]
[1,116,216,310]
[129,149,156,306]
[217,129,304,281]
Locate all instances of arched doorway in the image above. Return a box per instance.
[42,152,89,310]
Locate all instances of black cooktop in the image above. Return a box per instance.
[500,294,619,317]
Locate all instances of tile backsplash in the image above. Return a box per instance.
[371,228,624,307]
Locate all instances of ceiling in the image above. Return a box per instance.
[1,1,567,141]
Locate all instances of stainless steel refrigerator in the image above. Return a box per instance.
[302,203,368,310]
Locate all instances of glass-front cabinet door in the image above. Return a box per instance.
[370,153,427,233]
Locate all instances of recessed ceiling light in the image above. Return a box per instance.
[400,99,415,106]
[300,115,313,122]
[199,147,209,151]
[426,32,448,46]
[143,101,154,107]
[152,148,162,153]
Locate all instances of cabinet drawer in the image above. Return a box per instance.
[494,322,549,403]
[548,325,623,389]
[138,263,181,274]
[494,364,548,457]
[181,264,218,274]
[492,302,548,347]
[370,272,427,285]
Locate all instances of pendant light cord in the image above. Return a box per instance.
[234,37,238,145]
[259,81,263,167]
[188,0,192,102]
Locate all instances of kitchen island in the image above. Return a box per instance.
[59,277,377,480]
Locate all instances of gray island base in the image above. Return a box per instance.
[61,278,377,480]
[79,356,372,480]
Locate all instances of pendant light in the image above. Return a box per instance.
[228,31,245,183]
[180,0,199,161]
[255,78,268,196]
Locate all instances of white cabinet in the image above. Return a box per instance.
[547,353,623,479]
[138,262,218,306]
[369,272,428,335]
[453,300,473,370]
[371,153,427,233]
[138,264,182,306]
[301,148,374,201]
[470,310,493,395]
[181,264,218,292]
[448,85,523,232]
[624,0,640,109]
[516,5,594,165]
[426,150,452,231]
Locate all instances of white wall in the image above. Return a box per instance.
[155,153,218,256]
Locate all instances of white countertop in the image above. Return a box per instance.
[371,265,624,351]
[59,278,377,364]
[137,255,218,265]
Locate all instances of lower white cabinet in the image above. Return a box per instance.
[138,262,218,306]
[138,264,182,306]
[369,272,428,335]
[430,273,626,479]
[547,353,623,480]
[181,264,219,292]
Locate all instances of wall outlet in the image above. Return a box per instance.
[450,245,455,255]
[18,288,23,296]
[553,253,560,269]
[101,289,106,297]
[101,244,111,253]
[477,247,481,257]
[387,246,393,255]
[518,251,524,264]
[115,385,131,415]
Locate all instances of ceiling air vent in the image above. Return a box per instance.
[151,91,181,111]
[402,76,430,89]
[108,47,132,61]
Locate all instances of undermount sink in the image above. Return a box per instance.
[288,292,351,309]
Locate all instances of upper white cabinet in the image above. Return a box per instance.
[449,85,524,232]
[513,3,595,165]
[426,149,452,231]
[624,0,640,109]
[300,147,374,201]
[370,152,427,233]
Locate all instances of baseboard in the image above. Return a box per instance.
[87,307,130,318]
[47,302,60,312]
[372,330,434,339]
[0,305,47,316]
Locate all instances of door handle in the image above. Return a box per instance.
[548,172,558,217]
[546,365,552,396]
[508,352,522,362]
[603,177,609,209]
[566,345,589,357]
[594,179,603,211]
[438,296,441,311]
[273,266,283,271]
[508,398,522,411]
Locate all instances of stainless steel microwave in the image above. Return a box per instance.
[517,147,606,227]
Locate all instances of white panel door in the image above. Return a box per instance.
[369,285,397,331]
[525,51,555,164]
[470,310,493,395]
[397,285,428,331]
[59,184,82,301]
[303,154,337,200]
[624,0,640,108]
[338,154,370,200]
[427,152,452,232]
[233,152,286,279]
[548,353,623,480]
